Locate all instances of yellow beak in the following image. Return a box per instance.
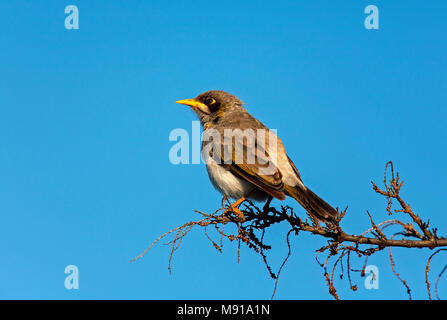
[176,98,210,114]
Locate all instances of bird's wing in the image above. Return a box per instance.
[215,132,286,200]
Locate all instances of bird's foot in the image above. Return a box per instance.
[223,197,247,222]
[228,205,246,222]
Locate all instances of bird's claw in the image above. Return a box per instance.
[224,205,246,222]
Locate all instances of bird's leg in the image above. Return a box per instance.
[223,189,259,221]
[225,197,247,221]
[224,189,259,221]
[263,196,273,212]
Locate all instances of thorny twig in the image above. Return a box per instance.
[132,162,447,299]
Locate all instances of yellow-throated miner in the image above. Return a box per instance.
[176,90,337,221]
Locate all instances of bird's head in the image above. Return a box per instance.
[176,90,244,125]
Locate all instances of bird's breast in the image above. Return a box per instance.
[205,158,253,200]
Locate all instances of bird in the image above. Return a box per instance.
[176,90,338,222]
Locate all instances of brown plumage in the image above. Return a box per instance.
[176,90,338,221]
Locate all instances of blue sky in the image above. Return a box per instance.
[0,1,446,299]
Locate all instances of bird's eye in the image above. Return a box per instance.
[205,98,216,105]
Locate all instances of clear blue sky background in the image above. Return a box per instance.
[0,1,446,300]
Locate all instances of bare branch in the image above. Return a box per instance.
[133,162,447,299]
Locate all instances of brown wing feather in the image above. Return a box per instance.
[218,131,286,200]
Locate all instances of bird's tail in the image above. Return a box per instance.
[284,184,338,221]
